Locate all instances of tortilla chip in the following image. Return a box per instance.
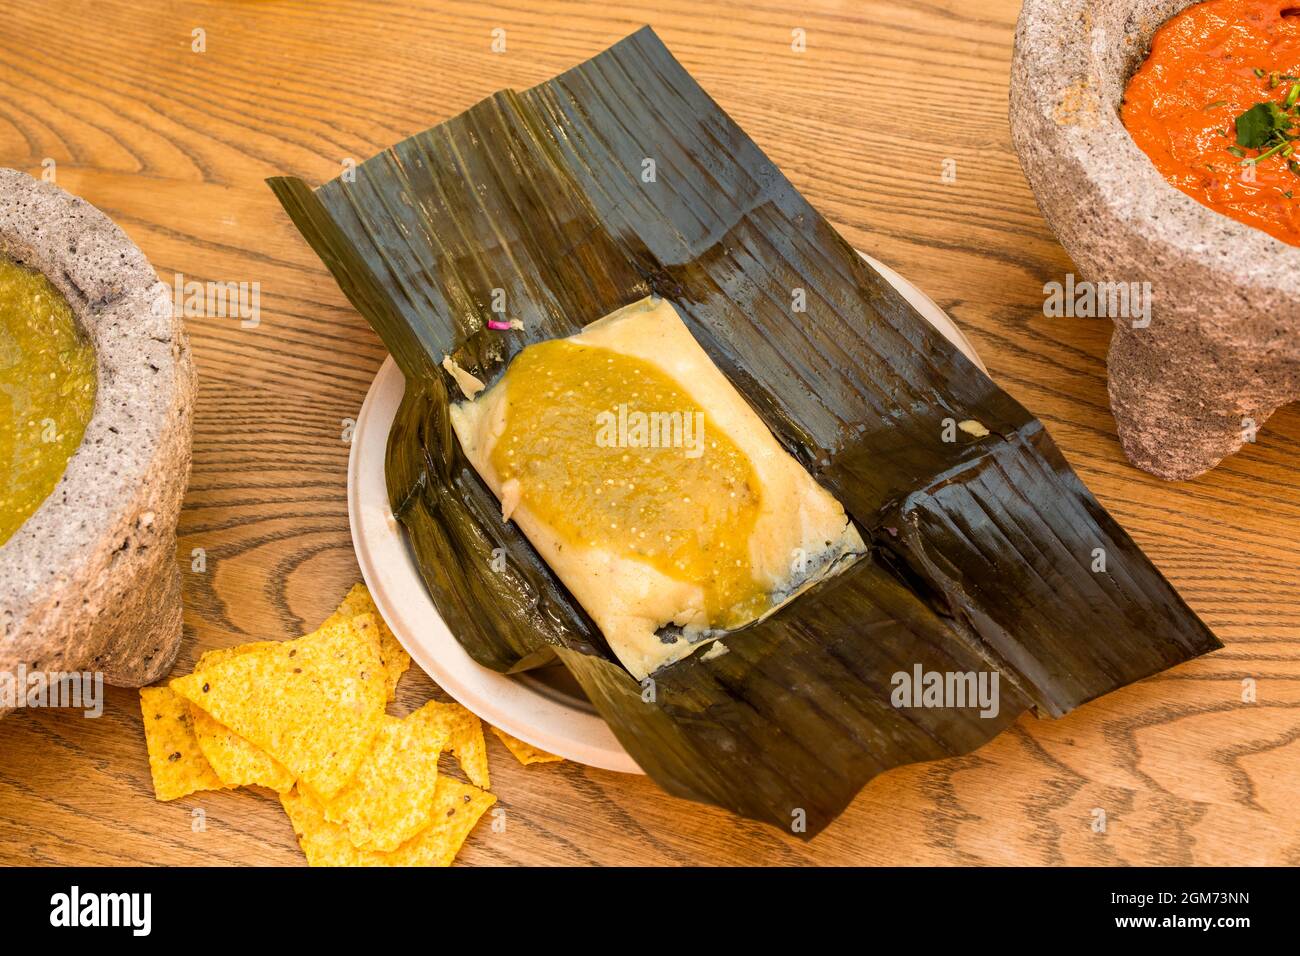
[321,711,448,851]
[187,642,296,792]
[139,686,226,801]
[190,704,295,793]
[490,726,564,766]
[171,614,387,799]
[417,700,490,789]
[196,642,276,671]
[394,776,496,866]
[322,583,410,701]
[282,776,495,866]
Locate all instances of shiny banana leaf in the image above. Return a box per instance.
[269,27,1220,836]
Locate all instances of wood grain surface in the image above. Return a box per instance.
[0,0,1296,867]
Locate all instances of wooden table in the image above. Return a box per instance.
[1,0,1296,867]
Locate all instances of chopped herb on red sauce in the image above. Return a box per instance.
[1123,0,1300,245]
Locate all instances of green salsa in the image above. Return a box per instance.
[0,257,97,545]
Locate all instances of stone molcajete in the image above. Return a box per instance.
[0,169,195,710]
[1011,0,1299,480]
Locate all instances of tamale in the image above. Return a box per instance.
[448,295,866,680]
[269,27,1220,837]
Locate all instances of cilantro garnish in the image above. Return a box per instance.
[1235,101,1289,150]
[1229,81,1300,170]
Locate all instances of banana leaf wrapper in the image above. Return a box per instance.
[269,27,1220,837]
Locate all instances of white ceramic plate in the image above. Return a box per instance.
[348,253,985,774]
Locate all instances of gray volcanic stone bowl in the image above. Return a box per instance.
[0,169,195,709]
[1011,0,1300,480]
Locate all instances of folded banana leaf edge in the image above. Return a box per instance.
[269,26,1220,838]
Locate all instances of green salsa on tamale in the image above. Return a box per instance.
[0,257,96,545]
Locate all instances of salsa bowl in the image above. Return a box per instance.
[1010,0,1300,479]
[0,169,195,710]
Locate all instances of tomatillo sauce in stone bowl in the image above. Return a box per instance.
[0,258,98,545]
[1011,0,1300,480]
[0,169,196,710]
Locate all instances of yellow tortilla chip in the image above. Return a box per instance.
[418,700,490,789]
[188,642,295,792]
[139,686,226,801]
[321,711,448,851]
[396,777,496,865]
[322,583,410,701]
[195,641,276,671]
[190,704,295,793]
[490,726,564,766]
[282,777,495,866]
[171,614,387,800]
